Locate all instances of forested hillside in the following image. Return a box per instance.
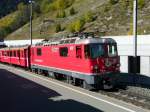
[0,0,28,17]
[0,0,149,40]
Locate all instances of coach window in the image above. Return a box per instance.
[37,48,42,56]
[14,51,16,57]
[59,47,68,57]
[32,49,34,55]
[4,51,7,56]
[4,51,6,56]
[7,51,9,56]
[10,51,12,57]
[3,51,5,56]
[21,51,24,57]
[76,46,82,59]
[17,50,20,57]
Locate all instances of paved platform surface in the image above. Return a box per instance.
[0,64,149,112]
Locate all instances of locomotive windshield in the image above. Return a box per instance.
[84,44,117,59]
[106,44,117,57]
[90,44,105,58]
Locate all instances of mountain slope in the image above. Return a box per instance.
[2,0,150,40]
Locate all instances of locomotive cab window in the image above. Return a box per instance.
[106,44,117,57]
[59,47,68,57]
[90,44,105,59]
[84,45,90,59]
[84,44,105,59]
[37,48,42,56]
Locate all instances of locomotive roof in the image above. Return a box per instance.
[75,38,116,44]
[0,45,29,50]
[35,37,117,46]
[34,32,117,46]
[58,37,117,45]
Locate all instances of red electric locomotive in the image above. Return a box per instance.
[30,33,120,89]
[0,33,120,89]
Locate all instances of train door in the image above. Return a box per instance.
[24,49,27,67]
[0,50,2,62]
[75,45,84,72]
[24,47,31,68]
[0,51,1,62]
[27,46,31,68]
[31,47,34,64]
[17,50,20,64]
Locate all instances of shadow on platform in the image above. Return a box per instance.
[116,72,150,89]
[0,69,103,112]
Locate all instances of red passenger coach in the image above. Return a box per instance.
[0,46,30,68]
[31,33,120,89]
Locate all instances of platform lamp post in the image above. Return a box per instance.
[133,0,138,74]
[29,0,34,45]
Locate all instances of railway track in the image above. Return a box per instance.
[29,68,150,110]
[98,88,150,110]
[26,68,150,110]
[1,63,150,110]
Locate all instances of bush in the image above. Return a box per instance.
[74,20,82,32]
[68,23,75,32]
[52,0,74,10]
[84,11,94,23]
[68,18,85,32]
[119,0,133,10]
[75,18,85,32]
[109,0,119,5]
[138,0,145,9]
[69,7,76,15]
[55,24,61,32]
[56,10,66,18]
[0,26,11,38]
[56,0,66,9]
[120,0,145,10]
[104,4,111,12]
[40,0,51,13]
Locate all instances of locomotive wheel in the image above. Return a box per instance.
[83,80,88,89]
[54,73,62,80]
[82,80,92,90]
[31,68,35,73]
[37,69,42,74]
[48,71,55,78]
[66,76,72,84]
[102,79,113,90]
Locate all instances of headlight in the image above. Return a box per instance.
[91,65,100,73]
[116,63,120,67]
[94,65,99,70]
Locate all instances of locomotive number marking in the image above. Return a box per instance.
[35,59,43,63]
